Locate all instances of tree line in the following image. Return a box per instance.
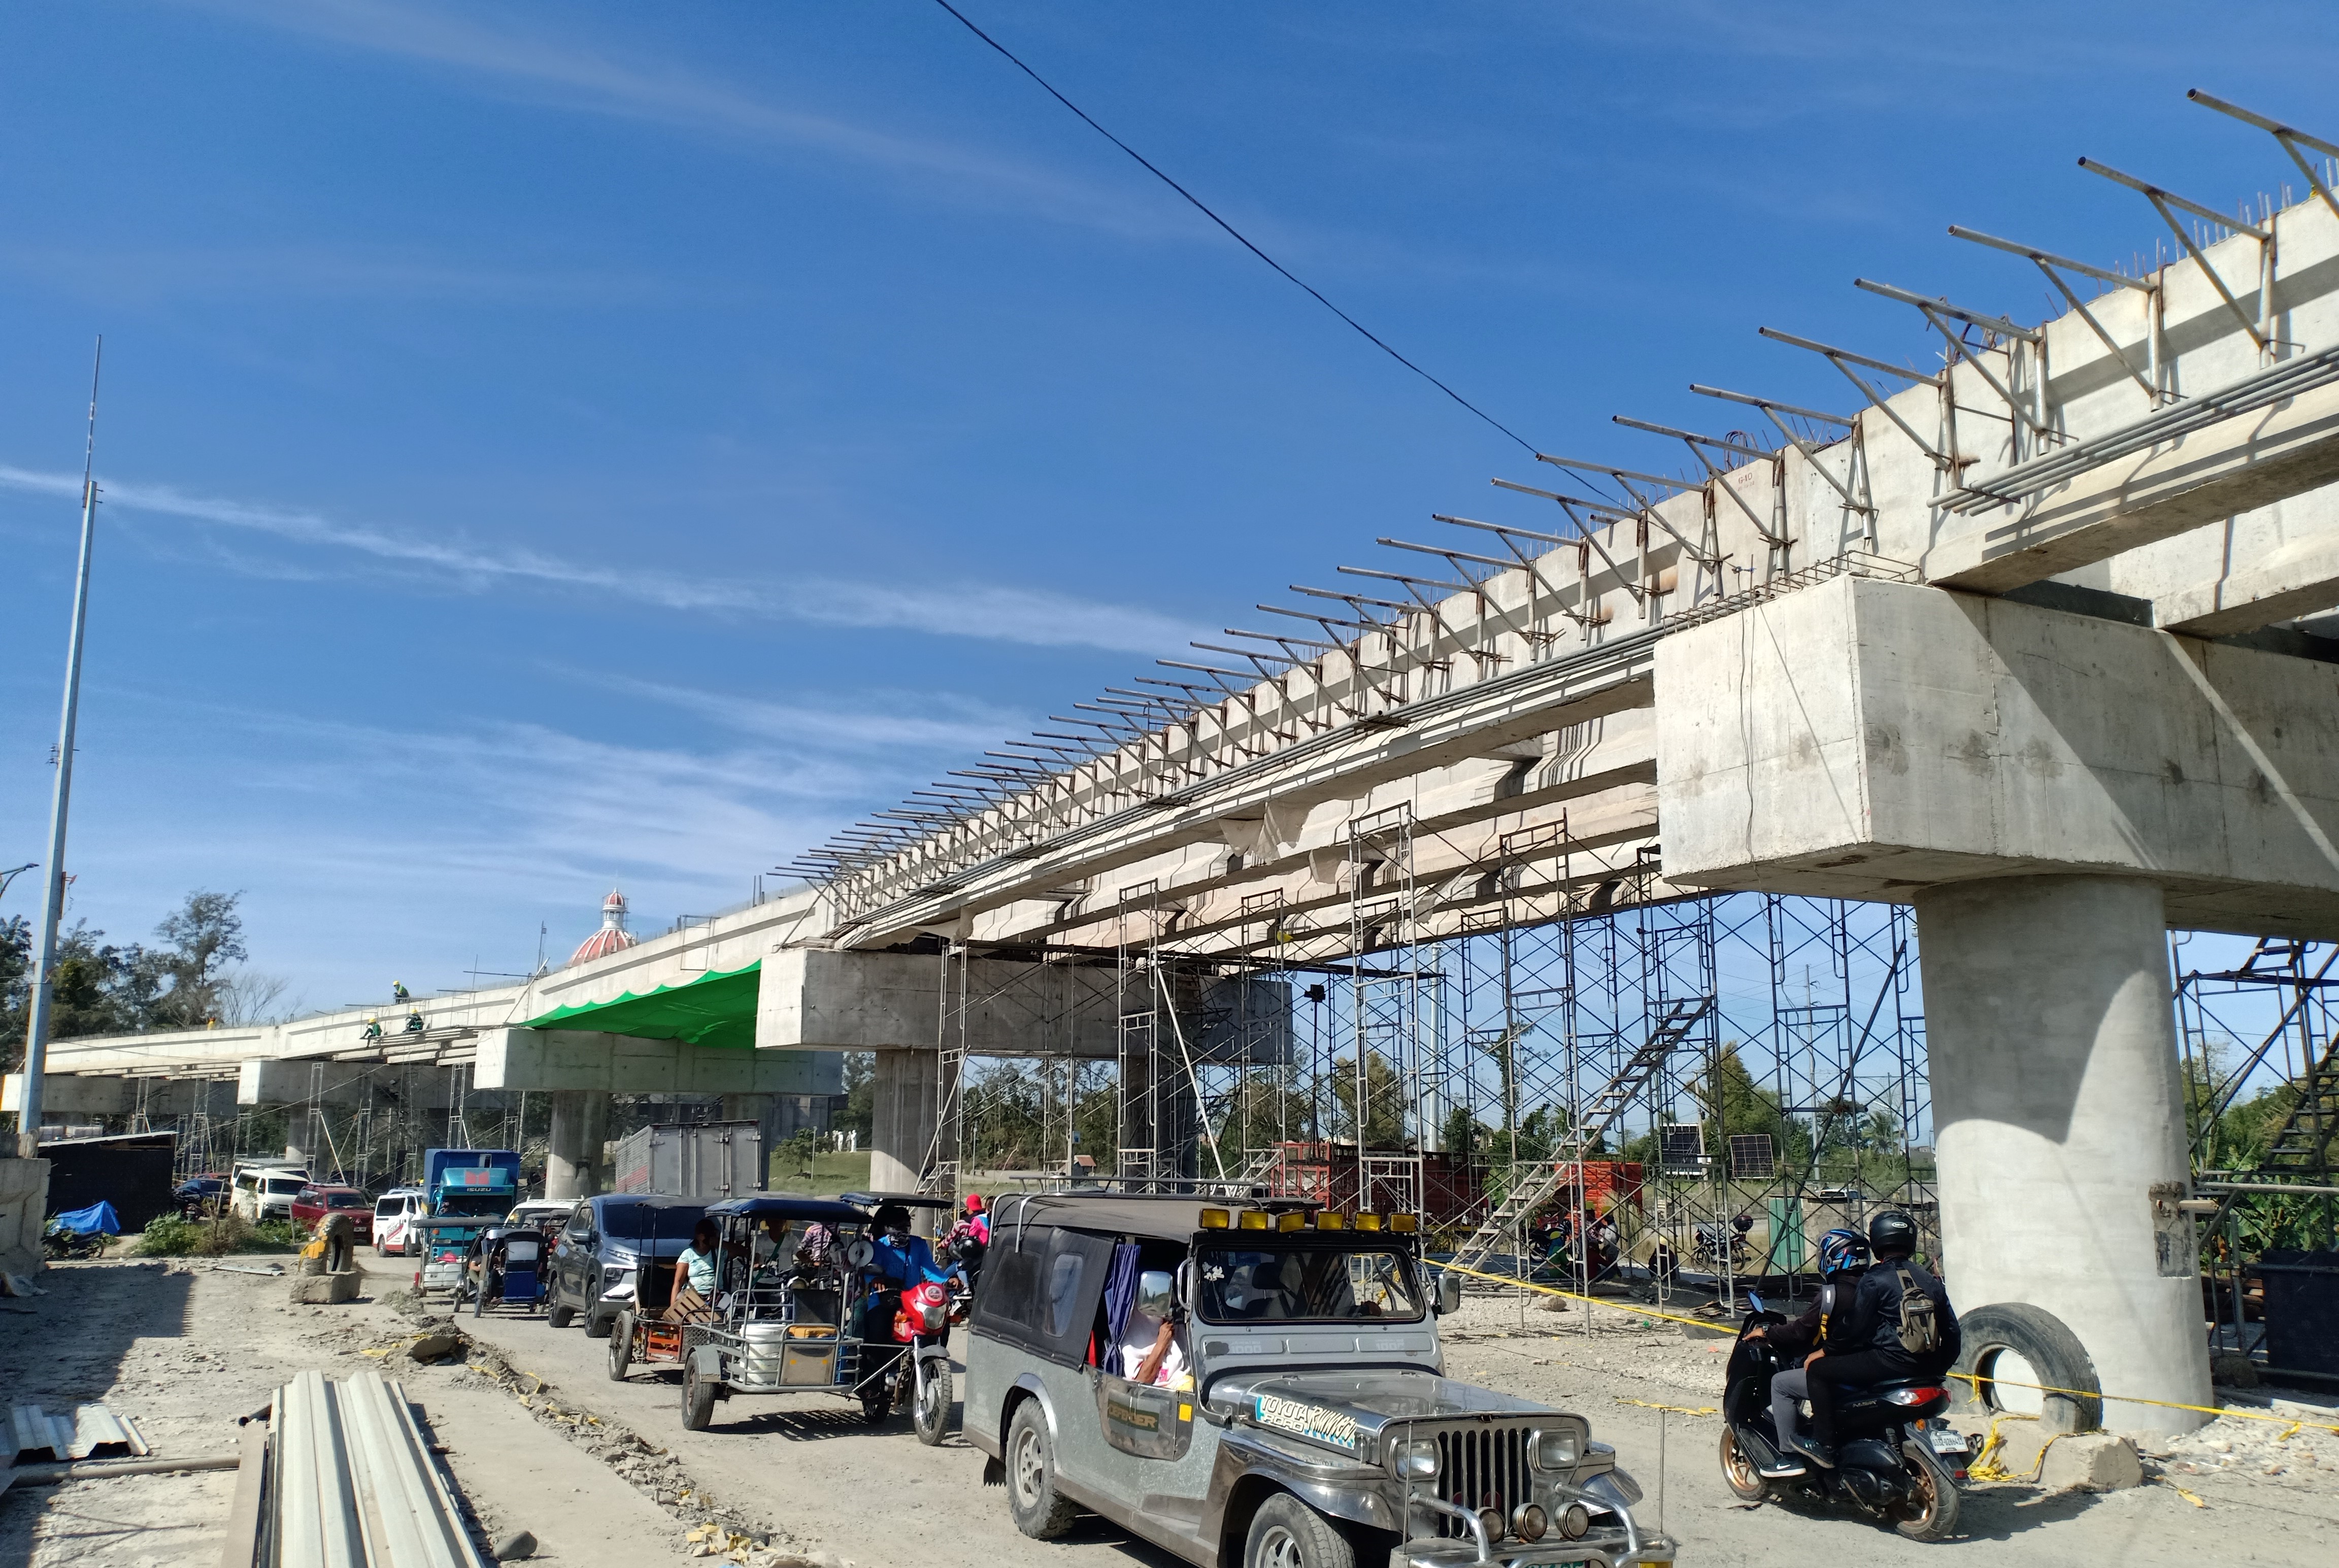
[2,889,290,1067]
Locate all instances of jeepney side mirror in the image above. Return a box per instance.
[1138,1270,1175,1317]
[1432,1269,1463,1316]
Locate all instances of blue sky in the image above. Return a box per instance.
[2,1,2328,1011]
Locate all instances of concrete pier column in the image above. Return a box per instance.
[869,1050,937,1194]
[546,1090,611,1200]
[1917,875,2212,1434]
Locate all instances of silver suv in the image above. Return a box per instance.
[965,1194,1673,1568]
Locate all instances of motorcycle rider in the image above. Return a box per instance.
[1802,1210,1961,1469]
[1747,1227,1869,1466]
[861,1202,943,1381]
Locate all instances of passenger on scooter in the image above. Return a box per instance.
[1747,1227,1868,1467]
[1802,1210,1961,1470]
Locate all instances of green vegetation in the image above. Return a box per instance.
[765,1148,871,1196]
[4,888,293,1058]
[132,1211,307,1257]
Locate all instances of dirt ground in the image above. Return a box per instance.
[2,1259,2333,1566]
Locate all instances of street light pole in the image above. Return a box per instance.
[17,341,103,1158]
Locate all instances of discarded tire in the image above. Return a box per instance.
[1950,1303,2100,1433]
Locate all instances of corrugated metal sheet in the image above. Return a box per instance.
[9,1403,146,1462]
[266,1370,484,1568]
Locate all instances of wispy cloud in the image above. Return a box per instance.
[592,672,1028,755]
[176,0,1192,242]
[0,463,1205,654]
[0,241,708,309]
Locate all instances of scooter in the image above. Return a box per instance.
[1717,1295,1968,1543]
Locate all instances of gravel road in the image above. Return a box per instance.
[3,1258,2333,1566]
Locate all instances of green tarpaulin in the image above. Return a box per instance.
[520,961,761,1051]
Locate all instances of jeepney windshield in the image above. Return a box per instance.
[1196,1246,1425,1324]
[435,1194,510,1218]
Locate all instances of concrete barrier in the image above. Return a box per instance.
[0,1158,51,1279]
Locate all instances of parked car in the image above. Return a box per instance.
[545,1195,708,1337]
[290,1184,374,1243]
[229,1162,311,1222]
[373,1187,427,1255]
[966,1194,1673,1568]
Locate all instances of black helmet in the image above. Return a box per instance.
[1867,1210,1918,1256]
[875,1203,912,1233]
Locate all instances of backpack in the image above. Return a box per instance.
[1893,1264,1942,1356]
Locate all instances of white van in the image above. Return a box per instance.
[373,1187,427,1255]
[230,1162,311,1221]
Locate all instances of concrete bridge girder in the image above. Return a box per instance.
[3,1073,229,1120]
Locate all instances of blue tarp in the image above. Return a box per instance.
[50,1200,121,1236]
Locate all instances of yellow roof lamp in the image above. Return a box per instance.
[1198,1207,1420,1234]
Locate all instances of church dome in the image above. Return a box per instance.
[567,888,639,966]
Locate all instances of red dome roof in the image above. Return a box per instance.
[567,888,639,966]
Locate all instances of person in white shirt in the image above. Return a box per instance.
[1118,1303,1189,1386]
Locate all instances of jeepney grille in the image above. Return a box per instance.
[1432,1426,1531,1536]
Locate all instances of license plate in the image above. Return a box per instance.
[1930,1429,1969,1454]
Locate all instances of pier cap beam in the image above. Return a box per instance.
[474,1028,841,1096]
[1655,573,2339,937]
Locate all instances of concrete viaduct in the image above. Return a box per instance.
[17,98,2339,1433]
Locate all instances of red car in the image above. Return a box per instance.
[290,1184,374,1243]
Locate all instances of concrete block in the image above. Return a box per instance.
[2041,1431,2145,1491]
[288,1270,360,1305]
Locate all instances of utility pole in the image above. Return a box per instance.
[17,340,103,1159]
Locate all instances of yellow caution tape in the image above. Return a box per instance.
[1438,1260,1734,1332]
[1615,1397,1718,1417]
[1945,1371,2339,1438]
[1964,1410,2037,1483]
[1442,1259,2339,1441]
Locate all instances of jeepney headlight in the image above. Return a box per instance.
[1389,1438,1440,1480]
[1511,1504,1548,1543]
[1528,1428,1579,1469]
[1556,1503,1590,1540]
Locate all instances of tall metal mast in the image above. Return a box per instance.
[17,340,103,1157]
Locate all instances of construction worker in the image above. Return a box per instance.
[360,1017,383,1040]
[403,1008,425,1035]
[393,981,411,1004]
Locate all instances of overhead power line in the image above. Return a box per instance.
[927,0,1537,455]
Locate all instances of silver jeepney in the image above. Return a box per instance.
[965,1195,1674,1568]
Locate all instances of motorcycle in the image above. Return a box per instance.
[1717,1295,1968,1542]
[872,1277,958,1445]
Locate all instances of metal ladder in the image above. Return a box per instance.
[1449,996,1714,1271]
[2264,1031,2339,1173]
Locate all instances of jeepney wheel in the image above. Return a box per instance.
[682,1356,716,1432]
[914,1363,952,1446]
[1005,1401,1079,1540]
[1246,1495,1354,1568]
[608,1312,633,1381]
[1718,1426,1772,1504]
